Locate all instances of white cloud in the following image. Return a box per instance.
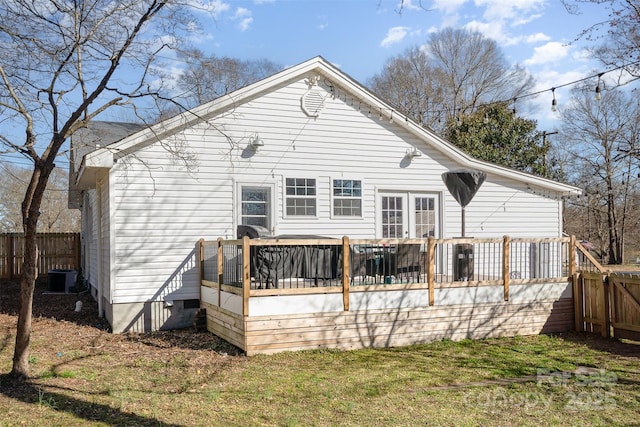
[233,7,253,31]
[187,0,231,16]
[430,0,549,49]
[526,33,551,44]
[475,0,546,22]
[397,0,426,11]
[512,13,543,27]
[464,20,520,46]
[380,26,410,47]
[524,41,570,66]
[317,14,329,31]
[432,0,468,15]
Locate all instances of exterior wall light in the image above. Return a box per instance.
[407,147,422,159]
[251,134,264,148]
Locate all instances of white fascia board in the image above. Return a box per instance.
[84,149,114,168]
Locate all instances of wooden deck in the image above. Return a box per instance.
[199,235,579,354]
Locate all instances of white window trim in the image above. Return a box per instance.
[234,180,277,235]
[330,177,364,219]
[283,177,319,219]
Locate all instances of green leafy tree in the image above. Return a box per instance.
[444,103,555,178]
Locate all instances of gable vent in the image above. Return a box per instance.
[301,89,326,117]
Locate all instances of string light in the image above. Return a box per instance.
[310,58,640,131]
[595,73,603,101]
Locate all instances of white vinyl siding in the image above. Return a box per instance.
[103,74,565,305]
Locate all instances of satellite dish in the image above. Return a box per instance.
[442,169,486,237]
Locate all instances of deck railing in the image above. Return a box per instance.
[199,235,577,305]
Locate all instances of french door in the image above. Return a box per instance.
[379,192,439,239]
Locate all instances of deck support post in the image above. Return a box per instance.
[217,237,224,307]
[503,235,510,301]
[342,236,350,311]
[242,236,250,317]
[197,238,204,284]
[427,237,435,306]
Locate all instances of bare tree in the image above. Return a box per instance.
[0,0,206,378]
[175,49,281,108]
[0,164,79,232]
[560,85,640,264]
[564,0,640,78]
[368,28,534,133]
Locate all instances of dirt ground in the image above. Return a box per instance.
[0,279,243,367]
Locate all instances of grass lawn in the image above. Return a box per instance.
[1,280,639,426]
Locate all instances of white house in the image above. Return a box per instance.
[69,56,581,333]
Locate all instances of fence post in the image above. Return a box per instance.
[8,234,15,279]
[242,236,250,317]
[601,275,611,338]
[570,235,584,332]
[569,235,576,277]
[573,273,584,332]
[503,235,510,301]
[75,233,81,273]
[427,237,435,306]
[217,237,224,307]
[342,236,350,311]
[197,238,204,285]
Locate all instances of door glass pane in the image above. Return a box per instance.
[382,196,403,238]
[415,196,436,238]
[241,187,269,229]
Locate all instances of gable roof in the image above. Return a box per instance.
[75,56,581,196]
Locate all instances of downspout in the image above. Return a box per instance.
[96,176,104,318]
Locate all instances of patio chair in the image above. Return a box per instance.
[395,244,422,283]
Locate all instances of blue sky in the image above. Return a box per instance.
[0,0,619,170]
[190,0,614,131]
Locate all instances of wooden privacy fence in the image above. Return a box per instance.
[575,271,640,341]
[574,242,640,340]
[0,233,81,280]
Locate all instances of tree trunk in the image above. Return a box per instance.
[11,237,36,378]
[10,163,51,378]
